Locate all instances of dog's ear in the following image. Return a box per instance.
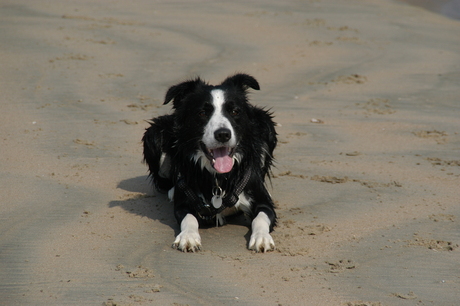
[164,77,205,107]
[221,73,260,91]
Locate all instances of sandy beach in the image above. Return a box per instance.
[1,0,459,305]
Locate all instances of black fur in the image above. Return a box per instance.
[142,73,277,242]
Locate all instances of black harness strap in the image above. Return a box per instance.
[221,169,251,208]
[176,169,252,220]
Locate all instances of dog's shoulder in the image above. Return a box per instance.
[244,106,277,158]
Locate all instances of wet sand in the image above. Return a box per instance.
[398,0,460,20]
[1,0,459,305]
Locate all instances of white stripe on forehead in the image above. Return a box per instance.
[211,89,225,108]
[202,89,236,148]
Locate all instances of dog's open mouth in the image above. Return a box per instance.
[201,143,235,173]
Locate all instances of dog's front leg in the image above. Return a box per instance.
[248,211,275,253]
[172,213,201,252]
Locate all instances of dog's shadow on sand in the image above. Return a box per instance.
[109,176,252,238]
[109,175,178,230]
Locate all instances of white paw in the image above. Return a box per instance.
[248,232,275,253]
[172,230,202,252]
[248,212,275,253]
[172,214,201,252]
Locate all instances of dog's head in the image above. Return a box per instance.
[164,73,260,174]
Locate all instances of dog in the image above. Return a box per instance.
[142,73,277,252]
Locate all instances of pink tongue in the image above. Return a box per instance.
[213,147,233,173]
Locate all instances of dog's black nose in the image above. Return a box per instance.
[214,128,232,143]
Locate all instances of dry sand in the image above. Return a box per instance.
[1,0,459,305]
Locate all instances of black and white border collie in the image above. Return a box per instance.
[142,73,277,252]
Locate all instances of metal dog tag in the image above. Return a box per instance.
[212,184,223,209]
[211,195,222,209]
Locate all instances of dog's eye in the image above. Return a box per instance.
[198,110,207,117]
[231,108,240,116]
